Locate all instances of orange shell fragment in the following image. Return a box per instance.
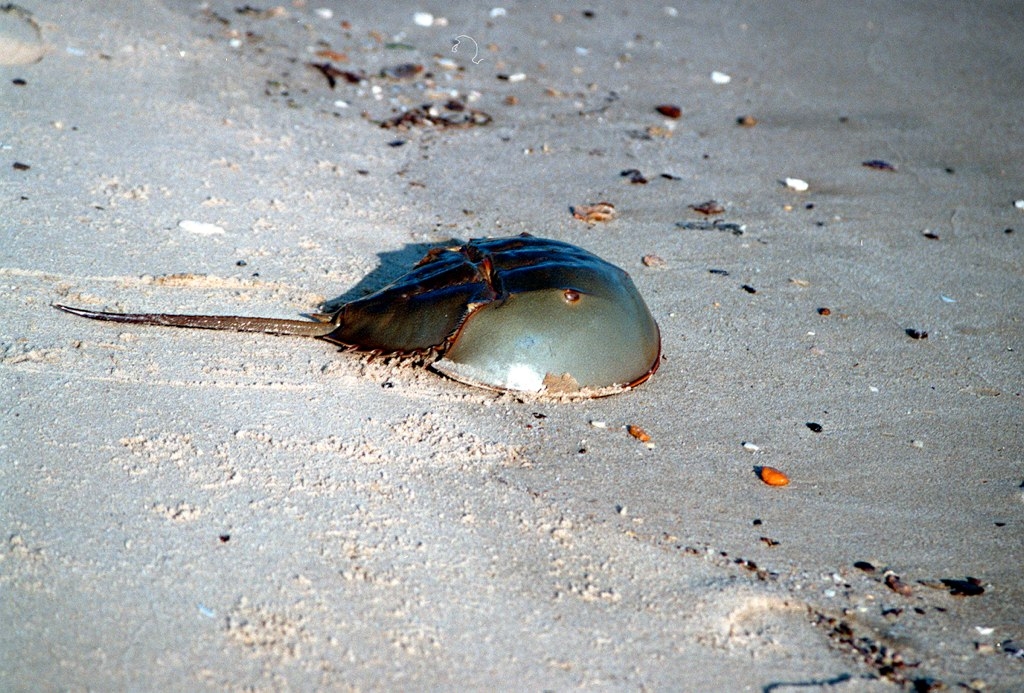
[626,425,651,443]
[572,202,617,223]
[757,466,790,486]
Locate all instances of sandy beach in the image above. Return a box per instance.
[2,1,1022,689]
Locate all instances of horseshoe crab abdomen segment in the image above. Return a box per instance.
[434,277,660,393]
[321,249,494,353]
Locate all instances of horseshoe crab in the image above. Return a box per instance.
[53,234,661,396]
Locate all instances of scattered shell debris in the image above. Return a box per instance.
[377,103,492,129]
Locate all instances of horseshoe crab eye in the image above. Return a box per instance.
[563,289,581,304]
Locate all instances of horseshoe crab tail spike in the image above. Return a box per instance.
[52,304,338,337]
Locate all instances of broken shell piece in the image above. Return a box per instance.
[572,202,617,223]
[178,220,225,235]
[756,466,790,486]
[784,178,809,192]
[655,104,682,119]
[688,200,725,216]
[641,254,667,269]
[626,424,651,443]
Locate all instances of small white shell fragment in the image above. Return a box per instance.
[590,420,608,428]
[975,626,995,636]
[507,72,526,82]
[489,7,507,18]
[785,177,809,192]
[575,46,589,56]
[940,294,956,303]
[711,71,731,84]
[178,220,225,236]
[413,12,434,27]
[910,439,924,449]
[1014,199,1024,209]
[314,8,333,19]
[742,441,760,452]
[664,7,679,17]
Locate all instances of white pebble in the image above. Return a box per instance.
[314,8,333,19]
[489,7,507,18]
[711,70,731,84]
[178,220,224,236]
[590,420,608,429]
[1015,199,1024,209]
[575,46,589,56]
[664,7,679,17]
[507,72,526,82]
[940,294,956,303]
[413,11,434,27]
[975,626,995,636]
[785,177,809,192]
[741,441,760,452]
[910,439,924,449]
